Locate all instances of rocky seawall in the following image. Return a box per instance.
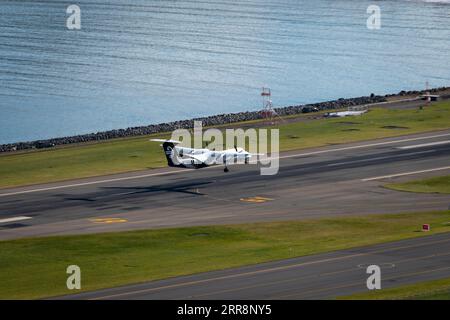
[1,87,448,153]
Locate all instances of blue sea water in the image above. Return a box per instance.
[0,0,449,144]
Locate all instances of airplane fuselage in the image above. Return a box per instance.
[175,146,250,168]
[151,139,256,172]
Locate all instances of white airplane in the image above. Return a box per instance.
[151,139,262,172]
[324,110,368,118]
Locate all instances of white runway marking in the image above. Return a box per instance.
[397,140,450,150]
[0,216,32,224]
[0,169,190,197]
[1,132,449,197]
[326,150,435,167]
[361,166,450,181]
[276,132,450,160]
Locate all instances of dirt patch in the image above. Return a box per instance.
[190,233,210,237]
[335,121,361,125]
[381,125,410,129]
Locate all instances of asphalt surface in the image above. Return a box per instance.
[0,130,450,240]
[58,232,450,300]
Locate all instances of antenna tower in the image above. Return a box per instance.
[261,87,275,123]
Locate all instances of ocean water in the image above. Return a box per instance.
[0,0,449,144]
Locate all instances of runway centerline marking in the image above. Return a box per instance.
[1,132,449,198]
[361,166,450,181]
[89,236,450,300]
[0,216,32,224]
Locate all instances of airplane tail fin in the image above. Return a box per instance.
[162,141,180,167]
[150,139,182,167]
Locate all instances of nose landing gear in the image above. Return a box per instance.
[224,167,229,173]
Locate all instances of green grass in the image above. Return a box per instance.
[0,210,449,299]
[385,175,450,194]
[1,101,450,188]
[339,277,450,300]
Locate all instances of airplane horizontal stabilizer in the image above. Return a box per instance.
[150,139,181,144]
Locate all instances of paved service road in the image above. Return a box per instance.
[0,130,450,240]
[57,232,450,299]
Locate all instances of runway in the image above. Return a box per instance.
[0,130,450,240]
[58,232,450,299]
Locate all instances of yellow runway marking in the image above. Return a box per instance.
[90,218,128,224]
[240,196,274,203]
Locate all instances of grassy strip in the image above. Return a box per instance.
[339,277,450,300]
[0,210,449,299]
[1,102,450,188]
[385,175,450,194]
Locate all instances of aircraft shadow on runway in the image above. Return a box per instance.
[97,181,214,197]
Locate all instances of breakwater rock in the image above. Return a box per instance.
[1,88,446,153]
